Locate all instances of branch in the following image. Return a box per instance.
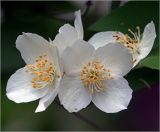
[54,100,105,130]
[82,1,92,18]
[73,112,105,130]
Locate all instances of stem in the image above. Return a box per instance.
[82,1,92,18]
[73,112,105,130]
[54,100,105,130]
[139,78,151,89]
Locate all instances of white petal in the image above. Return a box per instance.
[35,77,61,113]
[74,10,83,39]
[94,43,133,76]
[88,31,119,49]
[16,33,56,64]
[139,21,156,60]
[132,53,141,68]
[49,45,61,77]
[6,67,49,103]
[54,24,78,55]
[92,77,132,113]
[62,40,95,75]
[58,75,92,112]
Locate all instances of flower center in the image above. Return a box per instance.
[113,26,141,56]
[80,59,113,94]
[26,54,55,89]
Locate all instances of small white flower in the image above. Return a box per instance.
[6,33,61,113]
[58,40,133,113]
[89,21,156,67]
[53,10,83,56]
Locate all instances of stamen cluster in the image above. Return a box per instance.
[113,27,141,55]
[26,54,55,88]
[80,59,113,94]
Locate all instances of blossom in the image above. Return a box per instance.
[6,10,83,113]
[89,21,156,67]
[53,10,83,55]
[58,40,133,113]
[6,33,61,113]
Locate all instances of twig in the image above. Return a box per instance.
[54,100,105,130]
[73,112,105,130]
[139,78,151,89]
[82,1,92,18]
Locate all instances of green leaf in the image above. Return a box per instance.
[137,47,159,70]
[140,56,159,70]
[89,1,158,32]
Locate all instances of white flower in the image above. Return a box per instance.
[58,40,133,113]
[53,10,83,56]
[6,33,61,113]
[89,21,156,67]
[6,10,82,113]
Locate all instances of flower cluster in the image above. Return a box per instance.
[6,10,156,113]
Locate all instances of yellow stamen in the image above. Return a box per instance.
[80,59,113,94]
[26,54,55,89]
[113,26,141,55]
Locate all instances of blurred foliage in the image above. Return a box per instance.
[1,1,159,131]
[89,1,159,70]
